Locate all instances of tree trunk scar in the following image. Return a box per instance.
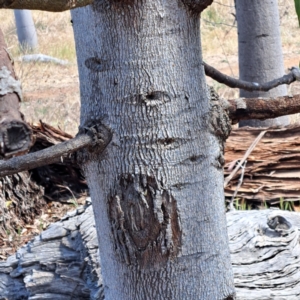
[109,174,182,269]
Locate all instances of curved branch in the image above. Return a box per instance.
[204,62,297,92]
[225,94,300,124]
[0,0,93,11]
[0,125,112,177]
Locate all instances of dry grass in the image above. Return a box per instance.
[0,10,80,135]
[0,1,300,134]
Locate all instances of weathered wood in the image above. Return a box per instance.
[0,201,103,300]
[228,209,300,299]
[1,204,300,299]
[0,0,93,12]
[224,124,300,204]
[226,95,300,125]
[0,28,32,158]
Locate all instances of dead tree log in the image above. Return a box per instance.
[224,124,300,204]
[0,28,32,158]
[1,202,300,299]
[0,201,102,300]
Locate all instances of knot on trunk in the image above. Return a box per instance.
[268,214,293,233]
[75,122,112,163]
[207,85,231,168]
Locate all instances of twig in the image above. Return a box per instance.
[228,160,247,211]
[0,126,111,177]
[224,130,267,188]
[204,62,298,92]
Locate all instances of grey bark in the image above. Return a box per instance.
[236,0,290,127]
[71,1,234,299]
[14,10,38,51]
[2,203,300,300]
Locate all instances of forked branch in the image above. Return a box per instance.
[0,0,93,11]
[204,62,299,92]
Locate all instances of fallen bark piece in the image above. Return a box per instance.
[224,124,300,204]
[1,203,300,299]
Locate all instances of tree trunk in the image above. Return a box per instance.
[71,1,234,299]
[236,0,289,127]
[14,10,38,52]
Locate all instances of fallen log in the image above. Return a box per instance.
[225,124,300,205]
[1,202,300,299]
[0,28,32,158]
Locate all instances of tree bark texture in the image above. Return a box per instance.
[236,0,289,127]
[0,28,32,158]
[71,1,234,299]
[2,203,300,300]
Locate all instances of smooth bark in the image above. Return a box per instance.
[71,1,234,299]
[236,0,289,127]
[14,10,38,51]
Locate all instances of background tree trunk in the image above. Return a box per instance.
[236,0,290,127]
[14,10,38,52]
[71,1,234,299]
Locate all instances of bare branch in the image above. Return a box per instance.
[0,0,93,12]
[225,94,300,124]
[0,125,112,177]
[204,62,297,92]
